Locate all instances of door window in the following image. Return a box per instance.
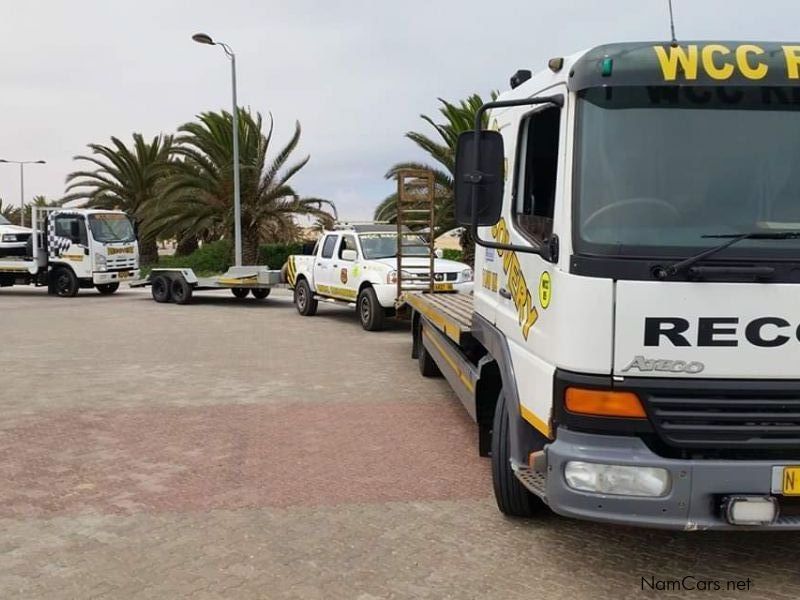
[513,106,561,244]
[54,214,87,245]
[320,235,338,258]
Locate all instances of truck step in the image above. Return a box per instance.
[513,464,548,501]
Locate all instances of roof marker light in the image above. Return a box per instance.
[601,57,613,77]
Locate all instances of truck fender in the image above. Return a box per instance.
[472,313,550,465]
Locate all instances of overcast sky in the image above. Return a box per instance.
[0,0,795,220]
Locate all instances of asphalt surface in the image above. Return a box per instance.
[1,285,799,599]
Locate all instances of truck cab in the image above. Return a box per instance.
[287,223,473,330]
[0,207,139,297]
[415,41,800,529]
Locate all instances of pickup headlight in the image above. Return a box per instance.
[94,253,107,272]
[460,268,473,282]
[2,234,18,242]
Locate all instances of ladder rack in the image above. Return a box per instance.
[395,169,435,297]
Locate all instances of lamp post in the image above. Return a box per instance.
[0,159,46,227]
[192,32,242,266]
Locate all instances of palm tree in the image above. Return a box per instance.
[376,92,497,264]
[158,108,325,264]
[64,134,174,265]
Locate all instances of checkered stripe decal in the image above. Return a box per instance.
[47,211,75,259]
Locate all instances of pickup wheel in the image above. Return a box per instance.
[294,278,318,316]
[251,288,271,299]
[96,282,120,295]
[418,335,441,377]
[151,275,171,303]
[171,277,193,305]
[231,287,249,299]
[358,286,385,331]
[52,267,79,298]
[491,390,548,518]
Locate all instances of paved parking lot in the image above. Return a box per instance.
[1,286,799,599]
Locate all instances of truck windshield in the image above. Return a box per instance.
[88,213,135,243]
[575,86,800,260]
[360,233,429,259]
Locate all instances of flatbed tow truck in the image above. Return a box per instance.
[408,41,800,530]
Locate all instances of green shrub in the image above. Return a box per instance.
[257,242,305,269]
[442,248,464,262]
[145,239,233,276]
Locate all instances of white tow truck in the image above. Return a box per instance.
[286,223,473,330]
[0,206,139,296]
[408,41,800,530]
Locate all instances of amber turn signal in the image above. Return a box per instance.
[565,387,646,418]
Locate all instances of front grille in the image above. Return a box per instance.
[646,392,800,450]
[446,272,458,281]
[108,256,136,270]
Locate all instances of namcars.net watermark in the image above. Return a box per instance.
[642,576,754,592]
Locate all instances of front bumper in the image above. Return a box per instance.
[541,428,800,530]
[93,269,140,285]
[0,243,26,256]
[374,281,474,307]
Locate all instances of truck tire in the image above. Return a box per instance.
[295,279,317,316]
[251,288,271,299]
[418,337,441,377]
[52,267,79,298]
[231,287,249,299]
[491,390,547,518]
[151,275,171,303]
[171,277,193,304]
[96,282,120,295]
[358,286,385,331]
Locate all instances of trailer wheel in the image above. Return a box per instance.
[52,267,79,298]
[251,288,271,299]
[96,282,120,295]
[231,287,249,299]
[358,286,385,331]
[491,390,548,518]
[294,279,317,316]
[171,277,193,305]
[151,275,171,303]
[418,335,441,377]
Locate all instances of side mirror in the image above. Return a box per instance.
[69,220,82,244]
[454,130,504,227]
[341,249,357,262]
[434,248,443,259]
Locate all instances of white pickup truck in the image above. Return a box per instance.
[0,214,32,257]
[286,223,473,330]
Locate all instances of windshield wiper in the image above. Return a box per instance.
[653,231,800,280]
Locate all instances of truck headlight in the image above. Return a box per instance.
[94,253,107,272]
[460,268,473,282]
[2,234,18,242]
[564,461,671,497]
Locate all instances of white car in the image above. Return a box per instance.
[286,224,473,331]
[0,214,32,257]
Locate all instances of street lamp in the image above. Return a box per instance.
[192,32,243,266]
[0,159,46,227]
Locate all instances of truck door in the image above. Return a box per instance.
[492,102,565,434]
[314,233,339,295]
[51,212,92,279]
[333,234,359,301]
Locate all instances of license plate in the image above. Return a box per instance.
[782,467,800,495]
[118,271,130,280]
[434,282,454,291]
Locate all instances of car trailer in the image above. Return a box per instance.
[131,266,282,304]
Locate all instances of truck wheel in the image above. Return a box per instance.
[52,267,79,298]
[418,336,441,377]
[251,288,271,299]
[231,288,249,299]
[491,390,547,518]
[151,275,171,303]
[294,279,318,316]
[96,282,120,295]
[171,277,193,305]
[358,287,385,331]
